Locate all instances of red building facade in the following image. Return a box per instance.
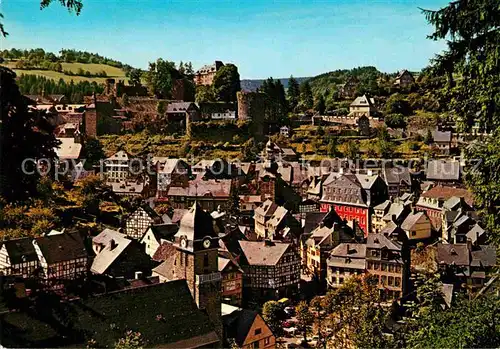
[320,203,369,235]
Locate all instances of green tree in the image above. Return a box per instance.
[127,68,143,87]
[424,129,433,145]
[212,63,241,102]
[464,132,500,244]
[296,301,313,343]
[314,94,326,115]
[299,80,314,110]
[83,137,105,169]
[384,93,412,116]
[327,136,338,157]
[259,78,288,125]
[144,58,176,98]
[385,113,406,128]
[344,140,359,159]
[262,300,284,338]
[195,85,215,103]
[287,75,300,111]
[422,0,500,131]
[0,67,60,201]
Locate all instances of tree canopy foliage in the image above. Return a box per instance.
[0,67,60,202]
[17,74,103,103]
[422,0,500,132]
[212,64,241,102]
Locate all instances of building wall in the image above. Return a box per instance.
[125,208,156,240]
[84,108,97,137]
[222,270,243,306]
[320,203,369,235]
[242,314,276,349]
[0,245,39,278]
[405,214,432,240]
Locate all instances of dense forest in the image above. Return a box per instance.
[0,48,129,68]
[17,74,104,103]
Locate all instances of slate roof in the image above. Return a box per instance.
[1,238,38,265]
[55,138,82,160]
[420,186,473,206]
[239,241,291,266]
[223,309,265,347]
[110,181,145,195]
[166,102,197,113]
[328,243,367,269]
[167,179,232,198]
[470,245,496,267]
[91,229,131,275]
[350,95,374,107]
[433,129,452,143]
[366,234,402,251]
[175,203,218,249]
[401,211,426,231]
[426,160,460,181]
[267,206,288,228]
[382,166,412,186]
[33,232,89,264]
[436,244,469,266]
[151,241,176,262]
[0,280,219,348]
[146,224,179,243]
[303,212,328,235]
[255,199,278,218]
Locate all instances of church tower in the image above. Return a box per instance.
[172,203,222,338]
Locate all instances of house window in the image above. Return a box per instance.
[388,276,394,286]
[255,328,262,335]
[395,277,401,287]
[411,231,416,237]
[381,263,387,271]
[264,337,270,345]
[381,276,387,285]
[253,341,260,349]
[204,254,209,267]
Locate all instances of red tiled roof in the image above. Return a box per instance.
[421,186,473,206]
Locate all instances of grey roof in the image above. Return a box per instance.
[174,203,218,250]
[366,234,402,251]
[426,160,460,181]
[382,203,407,222]
[223,309,264,347]
[374,200,391,211]
[436,244,469,266]
[34,232,89,264]
[255,199,278,218]
[145,224,179,243]
[239,240,291,266]
[433,129,452,143]
[166,102,197,113]
[470,245,496,267]
[267,206,288,228]
[55,138,82,160]
[466,224,486,244]
[1,238,38,265]
[91,229,131,274]
[350,95,374,107]
[401,211,426,231]
[328,243,366,269]
[382,166,412,186]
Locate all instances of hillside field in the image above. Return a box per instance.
[1,61,127,83]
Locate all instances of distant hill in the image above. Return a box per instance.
[240,77,310,91]
[308,66,386,98]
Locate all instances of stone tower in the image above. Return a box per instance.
[172,203,222,338]
[237,91,267,140]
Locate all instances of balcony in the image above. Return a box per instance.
[196,272,222,284]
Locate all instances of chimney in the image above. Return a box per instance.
[391,214,397,223]
[264,239,274,247]
[135,271,143,280]
[346,244,350,254]
[109,239,117,250]
[466,238,472,252]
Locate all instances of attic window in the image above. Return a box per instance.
[450,248,457,255]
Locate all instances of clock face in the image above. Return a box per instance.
[180,238,187,248]
[203,238,211,249]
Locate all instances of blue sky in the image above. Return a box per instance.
[0,0,449,79]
